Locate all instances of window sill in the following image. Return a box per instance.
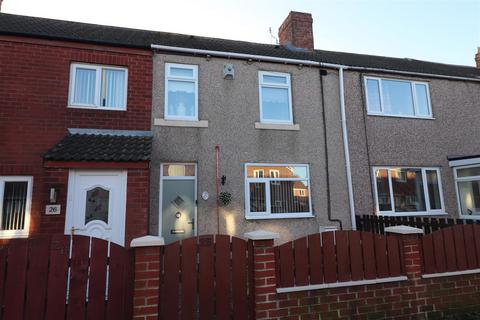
[458,215,480,220]
[67,105,126,111]
[254,122,300,131]
[367,113,434,120]
[246,213,314,220]
[376,212,447,217]
[154,118,209,128]
[0,231,29,239]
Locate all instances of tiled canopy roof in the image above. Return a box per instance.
[1,13,479,79]
[44,133,152,162]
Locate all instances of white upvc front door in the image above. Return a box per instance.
[65,170,127,246]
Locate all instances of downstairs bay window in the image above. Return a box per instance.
[373,167,444,216]
[245,164,312,219]
[0,176,32,238]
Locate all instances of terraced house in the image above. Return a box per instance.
[1,11,479,246]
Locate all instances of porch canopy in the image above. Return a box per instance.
[44,128,152,168]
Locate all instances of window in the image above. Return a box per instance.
[0,176,32,238]
[364,77,432,118]
[373,167,444,216]
[258,71,293,124]
[454,165,480,218]
[165,63,198,121]
[245,164,312,219]
[69,63,127,110]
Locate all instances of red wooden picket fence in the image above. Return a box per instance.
[275,231,405,288]
[0,235,133,320]
[422,224,480,274]
[157,234,253,320]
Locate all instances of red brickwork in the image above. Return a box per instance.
[278,11,314,50]
[0,35,152,241]
[133,246,161,320]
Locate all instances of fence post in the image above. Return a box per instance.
[130,235,165,320]
[385,225,425,315]
[244,230,280,320]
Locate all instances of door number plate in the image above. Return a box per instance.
[45,204,61,215]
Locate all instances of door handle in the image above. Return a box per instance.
[188,218,195,230]
[70,226,87,234]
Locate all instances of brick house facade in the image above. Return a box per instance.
[0,33,153,246]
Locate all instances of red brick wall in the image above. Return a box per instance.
[0,36,152,240]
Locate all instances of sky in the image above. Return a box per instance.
[3,0,480,66]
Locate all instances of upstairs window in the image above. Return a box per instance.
[0,176,32,239]
[69,63,127,110]
[258,71,293,124]
[373,167,444,216]
[165,63,198,121]
[245,164,312,219]
[365,77,432,118]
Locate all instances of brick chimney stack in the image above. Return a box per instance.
[476,48,480,68]
[278,11,314,51]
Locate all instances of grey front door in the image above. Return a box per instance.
[160,164,196,243]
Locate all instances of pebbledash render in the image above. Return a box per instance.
[1,11,480,246]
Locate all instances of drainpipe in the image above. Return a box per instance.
[215,145,220,234]
[337,67,357,230]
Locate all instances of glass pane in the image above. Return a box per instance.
[391,168,426,212]
[162,164,195,177]
[170,67,194,78]
[415,84,430,116]
[366,79,381,112]
[375,169,391,211]
[270,180,310,214]
[261,87,291,122]
[381,80,414,116]
[2,181,28,230]
[167,80,196,117]
[426,170,442,210]
[263,74,287,84]
[458,180,480,216]
[249,183,266,212]
[457,167,480,178]
[73,68,96,105]
[85,187,109,224]
[247,165,307,179]
[103,69,126,108]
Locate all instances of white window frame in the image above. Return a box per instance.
[372,167,445,216]
[453,164,480,220]
[245,163,313,219]
[164,63,199,121]
[364,76,432,119]
[0,176,33,239]
[68,63,128,111]
[258,71,293,124]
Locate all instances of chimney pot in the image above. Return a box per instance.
[476,47,480,69]
[278,11,314,51]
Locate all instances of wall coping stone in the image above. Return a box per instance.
[244,230,280,240]
[385,225,424,235]
[130,235,165,247]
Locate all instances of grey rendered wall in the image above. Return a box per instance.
[344,71,480,218]
[150,53,351,243]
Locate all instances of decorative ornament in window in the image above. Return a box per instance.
[85,187,109,224]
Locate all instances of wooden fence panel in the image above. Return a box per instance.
[232,237,248,320]
[278,242,294,287]
[3,240,28,320]
[322,232,337,283]
[24,236,51,320]
[0,247,7,320]
[387,235,402,277]
[422,225,480,275]
[87,238,108,320]
[181,237,198,320]
[198,235,215,320]
[362,232,377,280]
[349,231,364,281]
[67,236,90,320]
[294,237,309,286]
[44,235,70,320]
[336,231,351,282]
[106,243,131,320]
[307,234,323,284]
[158,235,252,320]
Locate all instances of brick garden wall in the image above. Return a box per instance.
[132,231,480,320]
